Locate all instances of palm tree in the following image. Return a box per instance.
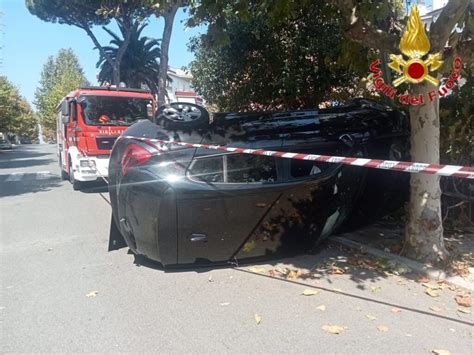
[97,22,163,94]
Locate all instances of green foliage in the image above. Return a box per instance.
[0,76,38,139]
[97,22,162,93]
[25,0,151,27]
[190,2,370,111]
[34,49,88,140]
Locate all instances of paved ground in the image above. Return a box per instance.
[1,145,472,353]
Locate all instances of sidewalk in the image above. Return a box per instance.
[331,221,474,291]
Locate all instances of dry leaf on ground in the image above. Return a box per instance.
[457,307,471,314]
[331,266,345,274]
[377,325,389,332]
[287,270,303,279]
[249,266,266,274]
[430,305,443,312]
[454,294,472,307]
[431,349,450,355]
[366,314,377,321]
[254,313,262,325]
[321,324,346,334]
[302,288,319,296]
[316,305,326,311]
[421,283,439,290]
[425,288,439,297]
[86,291,98,298]
[417,276,430,283]
[391,307,401,313]
[370,286,382,294]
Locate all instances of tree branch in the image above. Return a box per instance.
[328,0,399,53]
[80,24,115,68]
[429,0,470,52]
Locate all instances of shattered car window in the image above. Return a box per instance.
[188,155,224,183]
[226,154,277,183]
[290,160,332,179]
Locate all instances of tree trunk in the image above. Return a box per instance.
[404,82,448,263]
[157,4,179,106]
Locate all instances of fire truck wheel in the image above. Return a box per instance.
[59,154,68,180]
[68,157,82,191]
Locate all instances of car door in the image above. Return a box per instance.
[175,145,292,264]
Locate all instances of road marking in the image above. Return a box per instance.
[3,171,57,182]
[36,171,52,180]
[5,173,24,181]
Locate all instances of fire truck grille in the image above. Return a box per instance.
[96,136,119,150]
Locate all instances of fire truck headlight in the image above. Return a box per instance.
[80,160,95,168]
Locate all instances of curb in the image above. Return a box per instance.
[330,236,474,292]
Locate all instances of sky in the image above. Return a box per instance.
[0,0,207,108]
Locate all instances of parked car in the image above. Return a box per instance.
[108,99,409,267]
[0,138,13,150]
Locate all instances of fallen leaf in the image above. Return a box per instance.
[421,283,439,290]
[220,302,230,306]
[254,313,262,325]
[457,307,471,314]
[391,308,401,313]
[331,266,345,274]
[316,305,326,311]
[377,325,389,332]
[86,291,98,298]
[302,288,319,296]
[370,286,382,294]
[366,314,377,321]
[430,305,443,312]
[417,276,430,283]
[249,266,266,274]
[321,324,346,334]
[275,266,287,274]
[425,288,439,297]
[287,270,303,279]
[454,294,472,307]
[431,349,450,355]
[267,270,276,277]
[405,333,413,337]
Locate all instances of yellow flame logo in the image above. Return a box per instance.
[388,4,442,87]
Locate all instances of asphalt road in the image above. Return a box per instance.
[1,144,472,353]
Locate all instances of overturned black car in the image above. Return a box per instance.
[108,99,409,267]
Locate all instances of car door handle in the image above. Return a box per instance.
[189,234,208,242]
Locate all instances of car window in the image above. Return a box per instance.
[188,153,277,184]
[188,155,224,183]
[290,159,333,179]
[226,154,277,183]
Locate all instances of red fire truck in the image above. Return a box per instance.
[56,87,155,190]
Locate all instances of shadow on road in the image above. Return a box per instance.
[79,180,109,194]
[0,158,55,169]
[0,173,63,198]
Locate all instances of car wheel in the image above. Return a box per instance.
[68,156,82,191]
[156,103,209,130]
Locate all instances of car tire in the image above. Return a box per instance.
[156,103,209,130]
[68,156,82,191]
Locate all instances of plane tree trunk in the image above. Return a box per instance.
[404,82,447,263]
[156,4,179,107]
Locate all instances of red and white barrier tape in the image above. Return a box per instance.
[122,136,474,180]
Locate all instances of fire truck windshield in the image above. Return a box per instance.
[79,95,153,126]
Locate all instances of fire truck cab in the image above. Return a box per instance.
[56,87,155,190]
